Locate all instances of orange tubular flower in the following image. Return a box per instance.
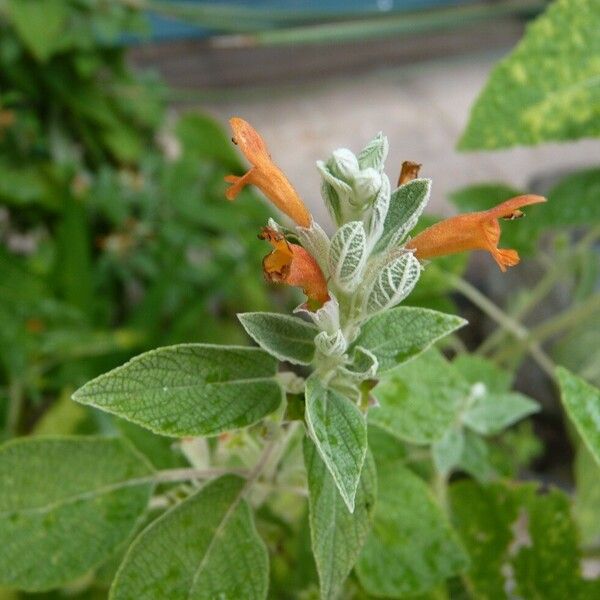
[225,118,312,228]
[406,194,546,272]
[259,227,329,310]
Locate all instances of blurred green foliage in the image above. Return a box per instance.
[0,0,273,439]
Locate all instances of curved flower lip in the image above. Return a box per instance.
[259,227,329,309]
[225,118,312,228]
[406,194,546,272]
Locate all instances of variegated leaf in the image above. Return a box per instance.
[329,221,368,293]
[365,252,421,314]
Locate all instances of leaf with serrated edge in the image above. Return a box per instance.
[374,178,431,253]
[305,376,367,512]
[238,312,317,365]
[73,344,282,437]
[328,221,368,293]
[463,392,539,436]
[354,306,466,373]
[356,463,468,597]
[0,436,153,592]
[304,437,376,600]
[111,475,268,600]
[557,367,600,467]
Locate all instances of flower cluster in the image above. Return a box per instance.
[225,118,545,398]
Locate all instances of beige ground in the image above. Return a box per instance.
[198,53,600,231]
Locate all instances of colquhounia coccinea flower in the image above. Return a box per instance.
[225,118,329,309]
[225,117,311,228]
[406,194,546,272]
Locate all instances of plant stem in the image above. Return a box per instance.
[449,275,557,379]
[5,379,23,436]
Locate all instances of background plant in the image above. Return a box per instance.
[1,0,600,599]
[0,0,272,442]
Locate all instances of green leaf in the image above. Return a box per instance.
[432,428,464,476]
[457,430,495,482]
[452,354,512,393]
[463,392,539,436]
[539,167,600,230]
[512,488,585,599]
[557,367,600,467]
[111,475,269,600]
[73,344,282,437]
[6,0,69,61]
[356,463,468,597]
[304,376,367,512]
[573,443,600,546]
[374,178,431,253]
[449,481,523,600]
[238,312,317,365]
[0,436,153,591]
[371,350,469,444]
[354,306,466,373]
[459,0,600,149]
[304,437,376,600]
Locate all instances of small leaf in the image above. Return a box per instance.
[365,252,421,315]
[371,350,469,444]
[458,0,600,149]
[238,312,318,365]
[432,428,464,476]
[556,367,600,467]
[357,132,388,171]
[364,175,391,244]
[111,475,269,600]
[73,344,282,437]
[374,178,431,253]
[328,221,368,293]
[0,436,153,591]
[304,437,376,600]
[452,354,512,393]
[356,463,468,597]
[463,392,539,436]
[304,376,367,512]
[354,306,466,373]
[458,431,495,482]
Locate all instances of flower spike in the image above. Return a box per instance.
[259,227,329,310]
[225,118,312,227]
[406,194,546,271]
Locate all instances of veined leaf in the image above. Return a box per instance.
[463,392,539,436]
[354,306,466,373]
[304,376,367,513]
[238,312,317,365]
[365,252,421,315]
[459,0,600,149]
[328,221,368,293]
[557,367,600,467]
[374,178,431,253]
[0,436,153,591]
[357,132,388,171]
[111,475,269,600]
[304,437,376,600]
[356,463,468,597]
[371,350,469,444]
[73,344,282,437]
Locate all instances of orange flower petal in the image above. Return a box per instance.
[226,118,311,228]
[406,194,546,272]
[259,227,329,309]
